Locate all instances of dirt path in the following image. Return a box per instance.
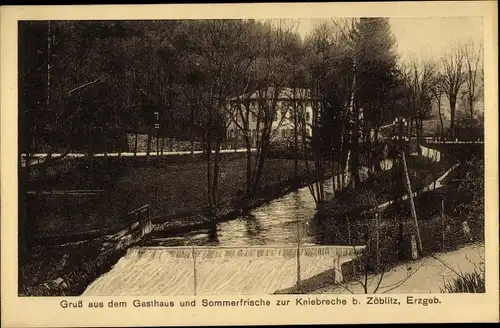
[313,243,484,294]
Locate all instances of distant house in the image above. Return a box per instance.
[225,87,315,147]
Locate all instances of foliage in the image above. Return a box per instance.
[441,268,485,293]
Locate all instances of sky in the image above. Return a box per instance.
[296,17,483,62]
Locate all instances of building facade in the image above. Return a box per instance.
[225,87,315,147]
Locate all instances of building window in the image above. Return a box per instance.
[306,111,311,122]
[252,112,257,122]
[281,108,288,119]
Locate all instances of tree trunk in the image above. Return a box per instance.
[245,137,252,198]
[40,151,53,182]
[251,135,269,198]
[146,132,152,160]
[134,131,138,157]
[330,155,336,196]
[350,104,361,190]
[212,137,221,210]
[450,97,457,139]
[437,97,445,140]
[345,60,357,189]
[234,129,238,152]
[206,136,214,215]
[302,119,317,203]
[416,117,421,151]
[294,110,299,184]
[408,117,414,140]
[103,133,108,158]
[156,133,160,157]
[469,96,474,122]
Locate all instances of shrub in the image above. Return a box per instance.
[441,269,485,293]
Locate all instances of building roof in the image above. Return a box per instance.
[230,87,313,101]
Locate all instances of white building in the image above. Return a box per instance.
[225,87,315,147]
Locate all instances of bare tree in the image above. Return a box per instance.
[400,56,437,148]
[243,19,302,201]
[330,18,360,190]
[463,41,484,122]
[440,44,468,138]
[430,74,446,140]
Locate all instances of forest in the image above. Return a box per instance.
[19,18,484,211]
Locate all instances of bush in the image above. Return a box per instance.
[441,269,485,293]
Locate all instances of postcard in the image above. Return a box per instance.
[1,1,498,326]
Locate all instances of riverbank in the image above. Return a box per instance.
[25,154,322,239]
[19,154,331,296]
[149,166,335,236]
[275,242,484,294]
[19,239,128,296]
[317,155,452,220]
[273,158,485,294]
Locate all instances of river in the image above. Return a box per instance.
[83,178,364,296]
[83,172,372,296]
[142,179,337,248]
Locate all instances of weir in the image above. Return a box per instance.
[83,245,365,296]
[130,245,365,260]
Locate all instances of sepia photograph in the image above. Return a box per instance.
[18,15,487,297]
[1,1,498,326]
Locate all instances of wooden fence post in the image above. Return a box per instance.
[137,211,142,236]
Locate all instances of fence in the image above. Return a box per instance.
[423,136,484,144]
[126,204,154,240]
[420,144,441,162]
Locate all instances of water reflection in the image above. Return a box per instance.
[206,221,219,245]
[244,214,264,241]
[146,179,343,247]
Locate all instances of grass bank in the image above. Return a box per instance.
[19,239,128,296]
[24,154,316,239]
[274,158,484,294]
[317,155,452,219]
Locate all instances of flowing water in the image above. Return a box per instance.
[144,179,337,247]
[84,176,368,296]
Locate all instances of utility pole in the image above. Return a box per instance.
[393,117,423,254]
